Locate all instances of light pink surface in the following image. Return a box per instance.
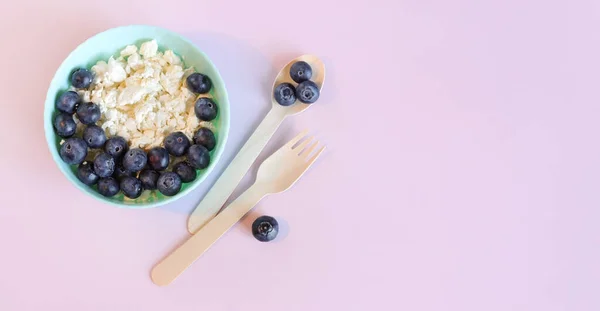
[0,0,598,310]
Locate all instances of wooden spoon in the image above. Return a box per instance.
[186,55,325,234]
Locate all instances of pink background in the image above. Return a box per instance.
[0,0,598,310]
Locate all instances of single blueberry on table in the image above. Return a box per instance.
[173,161,197,183]
[252,215,279,242]
[186,72,212,94]
[113,165,133,181]
[164,131,191,156]
[97,177,120,197]
[147,147,170,171]
[76,102,101,125]
[139,169,159,190]
[93,152,115,178]
[76,162,99,185]
[59,138,88,165]
[83,125,107,148]
[157,172,182,196]
[53,113,77,138]
[193,127,216,151]
[194,97,218,121]
[273,83,296,106]
[104,136,129,159]
[122,148,148,172]
[120,176,143,199]
[295,80,320,104]
[56,91,80,114]
[289,61,312,83]
[187,144,210,170]
[71,68,94,89]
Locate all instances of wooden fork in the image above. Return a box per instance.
[151,130,325,286]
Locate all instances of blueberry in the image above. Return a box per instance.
[97,177,120,197]
[76,162,99,185]
[194,97,218,121]
[113,165,133,181]
[273,83,296,106]
[164,131,190,156]
[289,61,312,83]
[252,215,279,242]
[147,147,170,171]
[122,148,147,172]
[186,72,212,94]
[76,102,101,125]
[59,138,88,165]
[53,113,77,138]
[173,161,197,183]
[192,127,216,151]
[187,144,210,169]
[120,176,143,199]
[71,68,93,89]
[104,136,129,159]
[157,172,182,196]
[93,152,115,178]
[56,91,80,114]
[295,80,320,104]
[83,125,107,148]
[139,169,160,190]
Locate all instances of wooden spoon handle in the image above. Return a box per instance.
[187,107,285,234]
[151,185,264,286]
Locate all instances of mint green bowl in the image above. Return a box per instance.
[44,25,230,208]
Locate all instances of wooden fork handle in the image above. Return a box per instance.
[187,107,285,234]
[151,185,264,286]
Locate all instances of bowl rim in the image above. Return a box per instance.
[44,24,230,209]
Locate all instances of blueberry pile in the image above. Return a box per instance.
[274,61,320,106]
[53,68,219,200]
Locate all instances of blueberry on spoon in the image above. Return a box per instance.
[273,83,296,106]
[296,80,320,104]
[289,61,312,83]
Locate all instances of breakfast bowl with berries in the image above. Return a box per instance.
[44,25,230,208]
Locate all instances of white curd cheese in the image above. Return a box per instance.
[75,40,215,150]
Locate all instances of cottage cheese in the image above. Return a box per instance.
[75,40,215,150]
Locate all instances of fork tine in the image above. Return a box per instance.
[306,145,326,165]
[301,140,319,158]
[293,136,314,152]
[284,129,309,149]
